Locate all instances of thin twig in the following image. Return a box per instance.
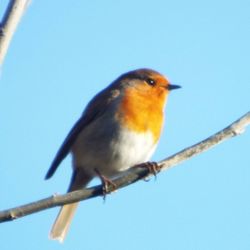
[0,0,30,66]
[0,111,249,222]
[159,111,250,170]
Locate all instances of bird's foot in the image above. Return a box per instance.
[135,161,161,181]
[94,169,117,200]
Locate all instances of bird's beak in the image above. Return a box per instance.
[167,84,181,91]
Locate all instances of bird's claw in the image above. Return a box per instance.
[136,161,161,181]
[95,168,117,201]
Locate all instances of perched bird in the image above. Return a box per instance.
[45,68,181,242]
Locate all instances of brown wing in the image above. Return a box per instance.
[45,86,120,180]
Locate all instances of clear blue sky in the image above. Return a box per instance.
[0,1,249,250]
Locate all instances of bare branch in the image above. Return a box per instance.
[0,111,249,222]
[0,0,30,66]
[159,111,250,170]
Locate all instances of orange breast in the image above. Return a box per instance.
[116,87,167,143]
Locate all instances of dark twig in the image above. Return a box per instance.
[0,111,249,222]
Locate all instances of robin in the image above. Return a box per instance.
[45,68,181,242]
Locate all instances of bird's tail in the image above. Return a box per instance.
[49,202,79,243]
[49,170,92,243]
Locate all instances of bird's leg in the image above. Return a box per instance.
[134,161,161,180]
[94,168,117,200]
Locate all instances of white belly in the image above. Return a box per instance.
[109,128,157,172]
[71,121,157,178]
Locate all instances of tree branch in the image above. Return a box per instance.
[0,0,30,66]
[0,111,249,222]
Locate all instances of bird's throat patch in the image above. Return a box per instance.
[116,87,166,143]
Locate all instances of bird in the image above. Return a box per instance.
[45,68,181,242]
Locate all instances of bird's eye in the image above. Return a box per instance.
[146,78,156,86]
